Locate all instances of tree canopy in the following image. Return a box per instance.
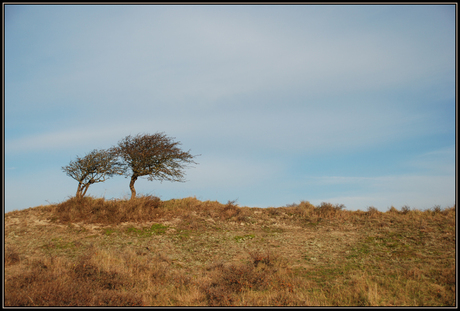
[62,149,124,198]
[113,133,198,200]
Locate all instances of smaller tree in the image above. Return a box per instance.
[113,133,198,200]
[62,149,124,198]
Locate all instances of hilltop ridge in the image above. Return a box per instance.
[5,196,456,306]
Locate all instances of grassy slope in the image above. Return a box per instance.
[4,196,456,307]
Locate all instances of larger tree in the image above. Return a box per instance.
[62,149,124,198]
[114,133,198,200]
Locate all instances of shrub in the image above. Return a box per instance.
[401,205,411,214]
[247,249,273,268]
[431,205,442,214]
[5,256,142,306]
[218,263,268,292]
[315,202,345,218]
[201,283,234,306]
[220,200,241,220]
[288,201,315,218]
[200,258,272,306]
[52,195,162,224]
[5,247,20,266]
[270,291,300,306]
[266,207,280,216]
[299,200,316,209]
[367,206,380,216]
[441,205,456,217]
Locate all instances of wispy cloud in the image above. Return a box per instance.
[5,5,455,212]
[6,125,125,154]
[406,146,455,175]
[304,173,455,210]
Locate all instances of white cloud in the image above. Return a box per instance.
[6,126,123,154]
[5,5,455,213]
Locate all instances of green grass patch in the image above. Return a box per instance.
[103,228,117,236]
[261,226,284,234]
[234,234,255,243]
[126,223,169,237]
[42,238,79,251]
[174,229,191,241]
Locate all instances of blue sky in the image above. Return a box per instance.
[4,4,456,212]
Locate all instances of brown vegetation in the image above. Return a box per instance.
[4,196,456,306]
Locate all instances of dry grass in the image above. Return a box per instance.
[4,196,456,306]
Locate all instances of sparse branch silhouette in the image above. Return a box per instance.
[113,132,199,200]
[62,149,125,198]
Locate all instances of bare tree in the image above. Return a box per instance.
[113,133,198,200]
[62,149,124,198]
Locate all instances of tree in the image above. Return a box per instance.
[62,149,124,198]
[113,133,198,200]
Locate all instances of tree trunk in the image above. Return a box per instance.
[129,175,138,200]
[76,183,83,198]
[81,184,89,197]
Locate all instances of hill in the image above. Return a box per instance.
[4,196,456,306]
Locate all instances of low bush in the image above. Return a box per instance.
[5,247,21,266]
[201,262,269,306]
[315,202,345,218]
[247,249,274,268]
[367,206,380,216]
[400,205,411,214]
[5,256,143,307]
[289,201,316,218]
[220,200,241,220]
[52,195,162,224]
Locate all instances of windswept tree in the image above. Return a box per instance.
[113,133,198,200]
[62,149,124,198]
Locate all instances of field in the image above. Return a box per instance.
[4,196,456,307]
